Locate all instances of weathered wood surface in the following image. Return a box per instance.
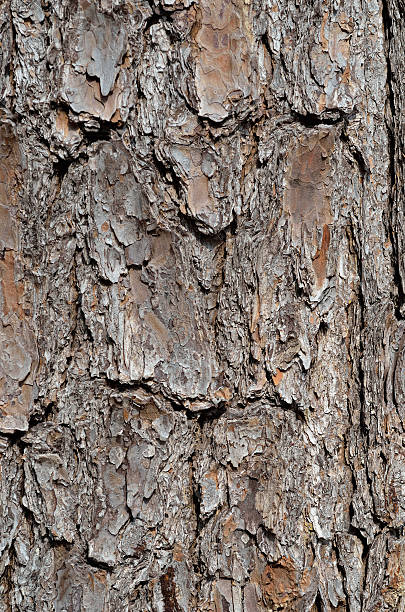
[0,0,404,609]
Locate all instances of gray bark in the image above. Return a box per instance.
[0,0,404,609]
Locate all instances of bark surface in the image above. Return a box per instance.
[0,0,404,609]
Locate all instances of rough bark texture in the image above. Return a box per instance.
[0,0,404,609]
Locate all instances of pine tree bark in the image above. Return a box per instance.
[0,0,404,609]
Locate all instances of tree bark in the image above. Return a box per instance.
[0,0,404,609]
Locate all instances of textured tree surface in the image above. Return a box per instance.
[0,0,404,609]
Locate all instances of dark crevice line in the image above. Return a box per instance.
[348,478,371,607]
[150,149,182,200]
[333,538,350,609]
[345,172,374,609]
[197,403,227,428]
[340,129,371,178]
[82,122,114,144]
[190,454,204,533]
[313,592,323,611]
[290,108,349,128]
[276,394,306,423]
[53,156,74,184]
[348,191,369,439]
[143,1,186,33]
[85,554,113,573]
[381,0,405,318]
[7,2,18,108]
[144,11,166,33]
[189,449,209,602]
[260,32,273,62]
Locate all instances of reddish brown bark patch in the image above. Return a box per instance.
[194,0,257,122]
[160,566,181,612]
[284,130,335,289]
[261,556,299,608]
[272,368,284,386]
[312,224,331,287]
[0,122,37,433]
[285,130,334,239]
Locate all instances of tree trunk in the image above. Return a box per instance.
[0,0,404,609]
